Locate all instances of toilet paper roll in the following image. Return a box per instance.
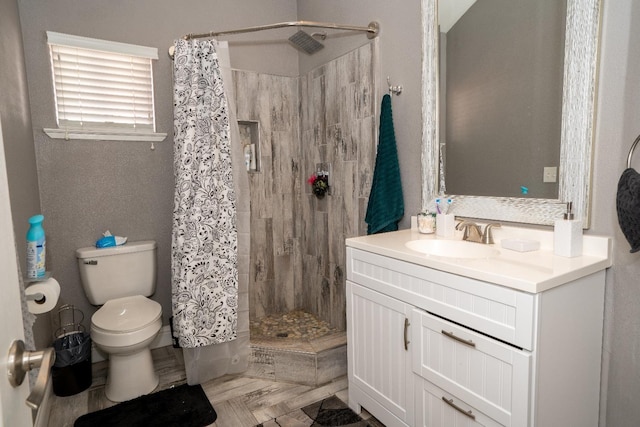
[26,278,60,314]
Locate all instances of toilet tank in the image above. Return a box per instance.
[76,240,157,305]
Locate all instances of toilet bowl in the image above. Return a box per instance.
[76,240,162,402]
[91,295,162,402]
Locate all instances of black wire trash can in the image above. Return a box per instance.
[51,305,92,396]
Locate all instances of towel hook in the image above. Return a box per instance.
[387,76,402,96]
[627,134,640,169]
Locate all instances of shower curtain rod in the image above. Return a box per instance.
[181,20,380,40]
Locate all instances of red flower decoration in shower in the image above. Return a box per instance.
[308,173,329,199]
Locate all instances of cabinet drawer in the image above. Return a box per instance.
[347,248,535,350]
[412,309,531,427]
[415,378,503,427]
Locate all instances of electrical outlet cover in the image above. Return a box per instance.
[543,166,557,183]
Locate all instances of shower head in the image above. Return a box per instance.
[288,30,325,55]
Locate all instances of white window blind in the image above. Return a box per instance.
[46,31,160,137]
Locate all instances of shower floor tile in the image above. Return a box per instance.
[249,309,346,353]
[250,309,337,341]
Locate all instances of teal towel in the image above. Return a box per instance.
[365,94,404,234]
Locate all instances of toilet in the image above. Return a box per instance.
[76,240,162,402]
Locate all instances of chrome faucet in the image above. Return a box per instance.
[456,221,501,244]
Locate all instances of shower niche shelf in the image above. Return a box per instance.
[238,120,261,173]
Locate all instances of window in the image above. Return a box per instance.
[44,31,166,142]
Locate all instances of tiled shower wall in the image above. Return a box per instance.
[233,70,302,323]
[299,43,377,330]
[233,42,377,331]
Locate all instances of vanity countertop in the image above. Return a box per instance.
[346,228,612,294]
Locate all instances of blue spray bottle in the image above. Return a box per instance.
[26,214,46,279]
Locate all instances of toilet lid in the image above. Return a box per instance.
[92,295,162,333]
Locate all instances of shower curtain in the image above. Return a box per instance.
[172,39,249,383]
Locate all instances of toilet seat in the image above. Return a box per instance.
[92,295,162,333]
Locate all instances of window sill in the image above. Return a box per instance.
[43,128,167,142]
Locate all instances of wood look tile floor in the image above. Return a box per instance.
[47,345,381,427]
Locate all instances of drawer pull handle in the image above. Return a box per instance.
[404,318,410,350]
[441,330,476,348]
[442,397,476,420]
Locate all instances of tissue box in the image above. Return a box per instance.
[501,238,540,252]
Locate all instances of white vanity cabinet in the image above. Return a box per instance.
[346,246,606,427]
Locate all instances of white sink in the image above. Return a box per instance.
[405,239,499,259]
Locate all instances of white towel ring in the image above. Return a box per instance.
[627,134,640,169]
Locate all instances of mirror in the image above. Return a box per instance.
[441,0,565,199]
[421,0,602,226]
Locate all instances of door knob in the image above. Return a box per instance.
[7,340,56,410]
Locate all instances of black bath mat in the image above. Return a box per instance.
[74,384,216,427]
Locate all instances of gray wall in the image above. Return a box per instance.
[17,0,299,328]
[592,1,640,425]
[6,0,640,424]
[0,0,40,276]
[0,0,51,348]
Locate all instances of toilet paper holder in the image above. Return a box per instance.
[25,272,51,304]
[26,292,46,303]
[25,275,61,314]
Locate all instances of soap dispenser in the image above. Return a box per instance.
[554,202,583,257]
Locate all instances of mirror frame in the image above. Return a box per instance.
[421,0,602,226]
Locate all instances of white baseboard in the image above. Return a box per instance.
[91,325,174,363]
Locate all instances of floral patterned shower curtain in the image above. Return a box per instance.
[171,39,238,348]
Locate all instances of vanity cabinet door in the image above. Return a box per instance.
[415,379,503,427]
[412,309,531,427]
[347,281,414,427]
